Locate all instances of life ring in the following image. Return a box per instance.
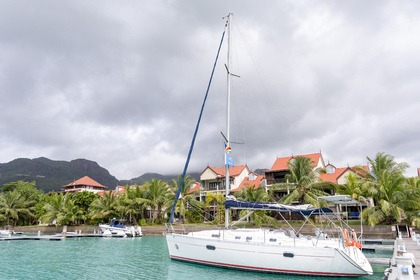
[351,229,362,248]
[343,228,353,246]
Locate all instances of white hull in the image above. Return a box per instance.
[99,224,142,237]
[166,229,372,277]
[0,229,12,235]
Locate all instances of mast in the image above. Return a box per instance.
[168,17,227,224]
[224,13,232,229]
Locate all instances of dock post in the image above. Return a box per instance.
[62,225,67,237]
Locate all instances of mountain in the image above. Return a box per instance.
[120,172,201,186]
[0,157,203,193]
[1,157,260,193]
[0,157,119,192]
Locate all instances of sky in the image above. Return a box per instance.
[1,0,419,180]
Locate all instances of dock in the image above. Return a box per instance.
[0,229,104,241]
[0,235,63,241]
[383,233,420,280]
[0,231,144,241]
[368,257,392,265]
[362,244,394,252]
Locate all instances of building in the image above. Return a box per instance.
[62,176,107,194]
[199,165,251,220]
[264,152,325,185]
[97,185,126,197]
[199,165,251,200]
[189,152,371,221]
[320,164,369,185]
[230,173,265,193]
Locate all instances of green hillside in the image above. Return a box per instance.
[0,157,201,193]
[0,157,119,192]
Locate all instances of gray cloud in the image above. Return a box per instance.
[1,0,419,179]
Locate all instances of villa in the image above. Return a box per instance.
[62,176,107,194]
[192,151,371,221]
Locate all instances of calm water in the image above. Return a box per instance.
[0,236,389,280]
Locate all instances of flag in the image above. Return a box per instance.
[225,144,232,153]
[225,154,234,167]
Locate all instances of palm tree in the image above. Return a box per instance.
[143,179,171,223]
[0,181,40,226]
[234,185,276,226]
[337,172,374,206]
[205,192,225,224]
[58,196,85,226]
[89,191,118,222]
[277,156,336,207]
[170,175,204,223]
[361,152,412,226]
[73,191,99,223]
[40,193,65,225]
[116,185,148,224]
[404,177,420,227]
[0,190,34,226]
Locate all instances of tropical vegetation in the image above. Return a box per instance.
[0,152,419,228]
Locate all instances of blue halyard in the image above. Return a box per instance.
[168,19,228,224]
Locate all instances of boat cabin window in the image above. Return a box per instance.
[206,245,216,250]
[269,238,277,242]
[283,252,294,258]
[246,237,252,241]
[235,236,241,240]
[211,234,220,238]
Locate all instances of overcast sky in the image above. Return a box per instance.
[1,0,419,180]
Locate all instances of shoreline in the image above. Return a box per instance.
[12,224,399,239]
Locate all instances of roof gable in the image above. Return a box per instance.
[64,176,106,189]
[269,152,322,172]
[320,165,369,183]
[187,182,201,194]
[320,167,350,183]
[204,165,249,177]
[230,174,264,193]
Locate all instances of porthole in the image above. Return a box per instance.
[283,252,294,258]
[206,245,216,250]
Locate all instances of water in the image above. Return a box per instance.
[0,236,389,280]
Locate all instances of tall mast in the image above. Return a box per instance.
[224,13,232,229]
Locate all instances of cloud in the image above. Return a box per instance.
[0,0,419,179]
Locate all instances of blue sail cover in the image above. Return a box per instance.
[224,200,333,216]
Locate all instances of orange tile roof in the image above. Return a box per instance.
[188,182,201,194]
[230,174,264,193]
[320,165,369,183]
[64,176,106,189]
[206,165,248,177]
[320,167,349,183]
[268,153,322,171]
[115,186,126,193]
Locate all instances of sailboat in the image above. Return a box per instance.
[166,13,373,277]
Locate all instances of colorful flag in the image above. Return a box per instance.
[225,144,232,153]
[225,154,234,167]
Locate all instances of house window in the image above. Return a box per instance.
[326,166,335,174]
[208,182,219,191]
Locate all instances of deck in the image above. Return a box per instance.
[383,234,420,280]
